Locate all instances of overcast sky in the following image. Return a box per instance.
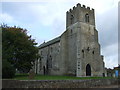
[1,0,119,69]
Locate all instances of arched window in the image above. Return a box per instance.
[85,14,89,23]
[70,14,74,24]
[82,50,84,58]
[46,55,52,69]
[92,51,94,54]
[49,56,52,68]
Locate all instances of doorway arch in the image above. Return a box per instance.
[86,64,91,76]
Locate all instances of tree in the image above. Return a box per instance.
[2,24,39,74]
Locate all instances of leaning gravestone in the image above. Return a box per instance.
[29,69,35,79]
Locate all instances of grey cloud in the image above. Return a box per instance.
[96,6,118,49]
[95,5,118,68]
[2,2,38,23]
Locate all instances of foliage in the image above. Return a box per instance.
[2,24,39,74]
[2,59,16,78]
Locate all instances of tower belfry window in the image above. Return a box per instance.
[70,14,74,24]
[85,14,89,23]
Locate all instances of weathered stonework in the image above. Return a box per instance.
[2,79,119,88]
[34,3,105,77]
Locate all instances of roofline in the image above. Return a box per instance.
[38,36,61,49]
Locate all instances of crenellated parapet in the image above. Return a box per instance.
[66,3,95,28]
[67,3,94,14]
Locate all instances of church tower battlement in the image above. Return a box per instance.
[66,3,95,28]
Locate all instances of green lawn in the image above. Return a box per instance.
[13,73,113,80]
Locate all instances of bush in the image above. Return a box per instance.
[2,59,16,79]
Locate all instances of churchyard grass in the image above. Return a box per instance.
[13,73,113,80]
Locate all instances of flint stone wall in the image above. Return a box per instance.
[2,79,119,88]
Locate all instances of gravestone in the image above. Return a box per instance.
[29,69,35,79]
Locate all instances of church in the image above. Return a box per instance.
[34,3,105,77]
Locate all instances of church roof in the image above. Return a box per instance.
[39,36,61,49]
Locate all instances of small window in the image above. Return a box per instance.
[82,50,84,53]
[85,14,89,23]
[50,56,52,68]
[87,47,90,51]
[47,55,52,68]
[92,51,94,54]
[82,50,84,58]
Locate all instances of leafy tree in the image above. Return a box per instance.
[2,24,39,74]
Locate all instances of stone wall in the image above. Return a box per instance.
[2,79,119,88]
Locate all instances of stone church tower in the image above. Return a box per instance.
[34,3,105,77]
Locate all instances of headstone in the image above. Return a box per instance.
[29,69,35,79]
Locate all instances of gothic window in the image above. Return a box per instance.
[85,14,89,23]
[47,55,52,69]
[49,56,52,68]
[82,50,84,58]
